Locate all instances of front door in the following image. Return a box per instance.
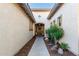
[35,23,44,36]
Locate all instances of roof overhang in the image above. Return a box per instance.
[32,8,50,12]
[47,3,64,20]
[17,3,36,23]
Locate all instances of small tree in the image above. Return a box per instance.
[51,24,64,44]
[46,24,64,44]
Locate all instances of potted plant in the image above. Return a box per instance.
[58,42,69,55]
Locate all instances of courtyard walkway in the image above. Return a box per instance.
[28,36,50,56]
[15,36,75,56]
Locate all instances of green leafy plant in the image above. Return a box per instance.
[60,43,69,51]
[53,28,64,40]
[46,24,64,44]
[49,24,64,44]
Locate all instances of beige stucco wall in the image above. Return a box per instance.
[0,3,34,55]
[33,23,35,35]
[50,4,78,55]
[32,11,50,30]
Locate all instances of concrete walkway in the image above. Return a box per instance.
[28,36,50,56]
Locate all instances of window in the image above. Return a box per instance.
[53,20,55,25]
[57,15,62,26]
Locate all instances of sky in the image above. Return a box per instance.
[29,3,55,9]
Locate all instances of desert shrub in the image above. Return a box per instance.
[60,43,69,51]
[46,24,64,43]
